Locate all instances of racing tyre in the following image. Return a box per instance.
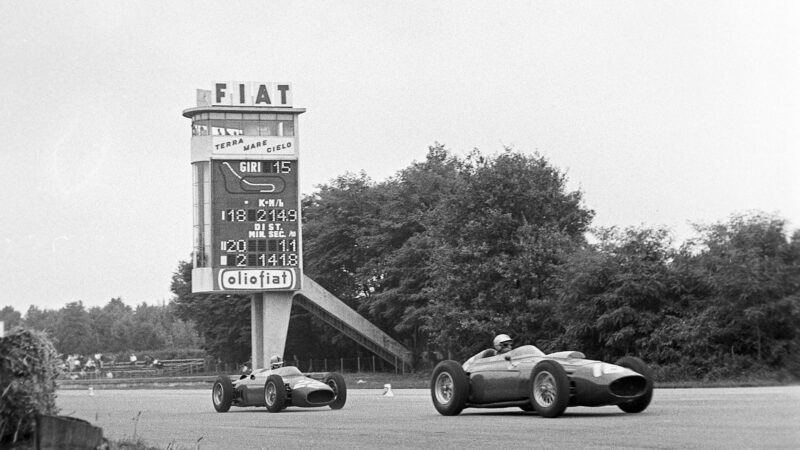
[530,360,570,418]
[323,372,348,410]
[264,375,286,412]
[614,356,653,413]
[430,360,469,416]
[212,376,234,413]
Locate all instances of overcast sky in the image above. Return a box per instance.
[1,1,798,314]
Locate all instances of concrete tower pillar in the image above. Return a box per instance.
[251,292,294,369]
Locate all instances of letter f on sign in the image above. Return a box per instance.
[215,83,228,104]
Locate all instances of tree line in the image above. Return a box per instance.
[0,298,202,363]
[5,145,799,380]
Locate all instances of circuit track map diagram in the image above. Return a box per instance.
[219,161,286,193]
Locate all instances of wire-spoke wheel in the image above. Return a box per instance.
[533,371,558,406]
[434,372,454,405]
[264,375,286,412]
[430,360,469,416]
[211,376,233,413]
[323,372,347,409]
[529,361,569,418]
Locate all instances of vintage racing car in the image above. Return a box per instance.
[430,345,653,418]
[212,366,347,412]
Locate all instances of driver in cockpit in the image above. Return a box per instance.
[269,355,284,369]
[493,334,514,355]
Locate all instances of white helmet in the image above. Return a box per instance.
[269,355,284,369]
[493,334,513,351]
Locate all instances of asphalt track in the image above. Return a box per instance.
[57,386,799,449]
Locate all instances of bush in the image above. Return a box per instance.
[0,327,61,444]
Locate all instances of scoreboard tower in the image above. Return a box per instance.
[184,81,305,367]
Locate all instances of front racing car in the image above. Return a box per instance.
[431,345,653,418]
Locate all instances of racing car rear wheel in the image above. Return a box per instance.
[323,372,348,410]
[264,375,286,412]
[430,360,469,416]
[212,376,234,413]
[530,360,570,418]
[614,356,653,413]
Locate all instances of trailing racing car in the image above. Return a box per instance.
[212,366,347,412]
[430,345,653,418]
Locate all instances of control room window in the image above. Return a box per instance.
[192,123,209,136]
[192,113,209,136]
[278,115,294,136]
[278,120,294,136]
[192,112,293,136]
[259,121,278,136]
[240,114,261,136]
[216,113,243,135]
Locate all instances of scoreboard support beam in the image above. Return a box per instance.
[251,291,293,369]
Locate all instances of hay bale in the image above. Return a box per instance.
[0,327,61,444]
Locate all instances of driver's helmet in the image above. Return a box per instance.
[493,334,513,352]
[269,355,284,369]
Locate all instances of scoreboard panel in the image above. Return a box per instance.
[210,159,301,290]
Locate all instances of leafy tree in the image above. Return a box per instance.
[130,303,168,351]
[0,306,22,330]
[53,301,94,355]
[642,239,717,377]
[22,306,59,334]
[685,213,800,374]
[89,298,133,353]
[555,226,676,362]
[302,171,380,303]
[353,145,462,354]
[421,149,594,357]
[162,312,204,349]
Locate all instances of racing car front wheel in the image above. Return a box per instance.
[530,360,570,418]
[323,372,348,410]
[265,375,286,412]
[212,376,234,413]
[430,360,469,416]
[614,356,654,413]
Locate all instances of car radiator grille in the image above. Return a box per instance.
[610,376,647,397]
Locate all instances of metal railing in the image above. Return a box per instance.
[58,358,206,380]
[58,356,407,380]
